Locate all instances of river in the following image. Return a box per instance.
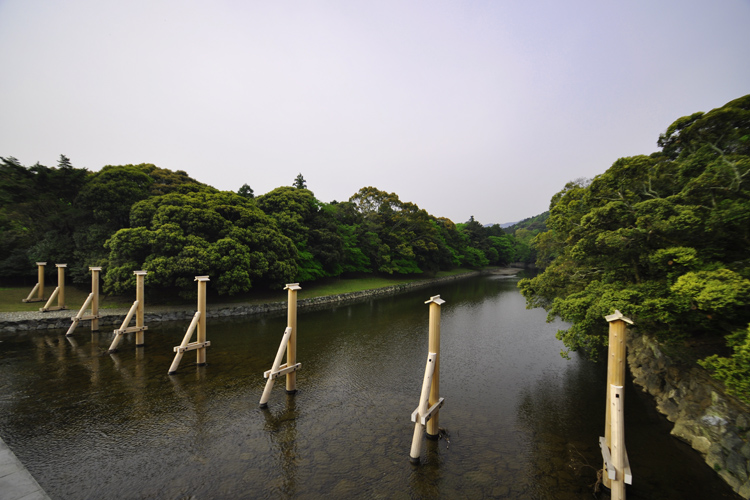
[0,274,739,499]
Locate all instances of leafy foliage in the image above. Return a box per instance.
[105,191,297,298]
[1,160,530,298]
[519,94,750,383]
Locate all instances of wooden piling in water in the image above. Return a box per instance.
[168,276,211,374]
[259,284,303,407]
[196,276,208,366]
[409,295,446,464]
[134,271,147,346]
[285,283,300,394]
[90,267,101,331]
[108,271,149,351]
[610,384,626,500]
[426,295,443,439]
[66,267,102,336]
[600,310,633,495]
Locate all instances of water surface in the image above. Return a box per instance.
[0,276,739,499]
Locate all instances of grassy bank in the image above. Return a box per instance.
[0,269,483,313]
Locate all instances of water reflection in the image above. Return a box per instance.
[0,276,741,499]
[262,395,299,498]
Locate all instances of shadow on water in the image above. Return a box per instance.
[0,275,741,499]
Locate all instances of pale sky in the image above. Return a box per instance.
[1,1,748,225]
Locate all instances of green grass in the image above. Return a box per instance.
[0,269,479,313]
[0,285,134,313]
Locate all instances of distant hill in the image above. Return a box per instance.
[484,221,518,228]
[504,212,549,234]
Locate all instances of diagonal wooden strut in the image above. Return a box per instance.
[410,352,444,463]
[259,327,301,407]
[168,311,210,374]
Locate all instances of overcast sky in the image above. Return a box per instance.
[1,1,748,224]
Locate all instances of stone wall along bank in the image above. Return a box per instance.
[628,329,750,498]
[0,271,490,333]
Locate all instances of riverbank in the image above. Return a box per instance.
[628,329,750,498]
[0,268,520,333]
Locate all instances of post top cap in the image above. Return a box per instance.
[425,295,446,305]
[89,266,103,271]
[605,309,634,325]
[56,263,67,267]
[194,275,210,281]
[284,283,301,290]
[133,270,148,276]
[36,262,47,266]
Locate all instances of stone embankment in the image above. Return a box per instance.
[0,270,513,333]
[628,330,750,498]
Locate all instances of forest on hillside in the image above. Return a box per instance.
[520,94,750,401]
[0,160,534,298]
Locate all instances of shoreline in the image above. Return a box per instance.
[0,268,520,333]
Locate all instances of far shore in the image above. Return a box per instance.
[0,267,525,331]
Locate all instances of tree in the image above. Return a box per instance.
[73,164,211,282]
[294,173,307,189]
[105,191,297,298]
[238,183,254,198]
[519,94,750,363]
[57,154,73,169]
[256,186,344,280]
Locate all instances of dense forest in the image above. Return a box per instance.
[519,94,750,401]
[0,159,535,299]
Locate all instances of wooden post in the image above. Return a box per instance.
[601,310,633,491]
[168,311,201,374]
[23,263,47,303]
[90,267,101,331]
[37,262,45,300]
[195,276,209,366]
[409,295,446,464]
[134,271,147,346]
[611,384,626,500]
[284,283,301,394]
[108,271,149,352]
[39,264,67,312]
[425,295,444,439]
[167,276,210,374]
[56,264,66,309]
[259,327,300,407]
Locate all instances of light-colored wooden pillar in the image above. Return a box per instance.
[37,262,46,300]
[56,264,67,309]
[196,276,209,366]
[89,267,101,331]
[135,271,147,346]
[425,295,444,439]
[603,310,632,490]
[610,384,626,500]
[285,283,301,393]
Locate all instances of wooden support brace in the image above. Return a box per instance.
[599,437,632,484]
[260,327,296,406]
[264,362,302,380]
[22,283,41,303]
[78,315,100,321]
[114,326,148,335]
[599,436,616,481]
[66,293,94,336]
[39,287,60,312]
[410,352,439,463]
[109,300,140,352]
[168,311,202,374]
[411,397,445,426]
[174,341,211,353]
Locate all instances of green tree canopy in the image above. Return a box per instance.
[105,191,297,298]
[519,95,750,371]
